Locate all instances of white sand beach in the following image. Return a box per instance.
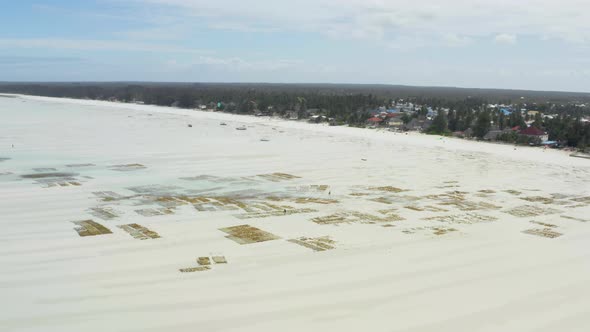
[1,94,590,332]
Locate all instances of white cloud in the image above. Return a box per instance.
[134,0,590,45]
[443,34,472,47]
[494,33,517,45]
[165,56,303,71]
[0,38,207,54]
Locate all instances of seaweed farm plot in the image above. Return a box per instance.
[135,207,175,217]
[72,220,112,237]
[93,191,126,202]
[118,223,160,240]
[180,175,257,186]
[570,196,590,205]
[89,207,119,220]
[561,215,589,222]
[288,236,335,251]
[197,257,211,266]
[288,185,330,193]
[404,205,449,212]
[368,196,397,204]
[192,196,248,212]
[179,266,210,273]
[478,189,496,194]
[149,195,272,213]
[436,181,461,189]
[367,186,407,193]
[179,255,228,273]
[233,200,317,219]
[504,205,562,217]
[127,185,183,195]
[219,225,281,245]
[312,211,404,225]
[402,226,458,236]
[426,191,501,211]
[257,173,301,182]
[66,163,96,168]
[422,213,498,225]
[20,172,83,188]
[109,163,147,171]
[504,190,522,196]
[212,256,228,264]
[32,167,57,172]
[293,197,338,204]
[522,228,563,239]
[520,196,555,205]
[530,221,558,228]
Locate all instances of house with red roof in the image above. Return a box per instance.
[366,116,384,127]
[519,126,548,142]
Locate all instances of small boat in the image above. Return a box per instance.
[235,126,247,130]
[220,122,227,126]
[260,138,270,142]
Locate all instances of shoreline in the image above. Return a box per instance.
[8,93,584,167]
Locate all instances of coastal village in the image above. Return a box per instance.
[193,99,590,150]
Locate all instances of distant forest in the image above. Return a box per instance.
[1,82,589,149]
[2,82,590,104]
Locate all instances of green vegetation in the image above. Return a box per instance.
[1,83,589,149]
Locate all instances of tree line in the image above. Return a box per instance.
[1,83,589,149]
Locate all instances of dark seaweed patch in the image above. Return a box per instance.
[21,172,77,179]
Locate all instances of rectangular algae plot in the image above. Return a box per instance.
[21,172,77,179]
[33,167,57,172]
[90,207,118,220]
[72,220,112,237]
[212,256,227,264]
[135,207,175,217]
[288,236,335,251]
[423,213,498,224]
[179,266,210,273]
[312,211,404,225]
[118,223,160,240]
[219,224,281,244]
[570,196,590,204]
[197,257,211,266]
[529,221,558,228]
[294,197,338,204]
[368,186,406,193]
[257,172,301,182]
[432,227,458,235]
[522,228,563,239]
[520,196,555,204]
[504,205,561,217]
[110,163,147,171]
[93,191,125,202]
[66,163,96,168]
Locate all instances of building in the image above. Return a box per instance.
[519,126,549,142]
[387,117,404,129]
[527,110,540,117]
[483,129,512,141]
[367,117,384,127]
[404,118,432,131]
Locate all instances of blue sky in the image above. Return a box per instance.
[1,0,590,92]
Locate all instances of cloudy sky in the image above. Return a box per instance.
[1,0,590,91]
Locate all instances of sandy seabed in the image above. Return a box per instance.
[1,94,590,332]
